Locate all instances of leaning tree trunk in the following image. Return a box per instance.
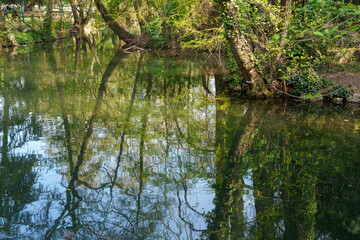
[216,0,272,98]
[94,0,137,47]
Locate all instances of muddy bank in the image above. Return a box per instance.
[324,72,360,103]
[325,72,360,93]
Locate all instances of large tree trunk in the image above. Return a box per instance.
[216,0,272,98]
[94,0,137,47]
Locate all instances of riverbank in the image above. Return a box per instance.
[325,72,360,94]
[322,64,360,103]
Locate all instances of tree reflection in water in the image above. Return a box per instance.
[206,102,360,240]
[0,54,38,237]
[0,44,360,239]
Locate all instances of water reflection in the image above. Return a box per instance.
[0,43,360,239]
[207,102,360,240]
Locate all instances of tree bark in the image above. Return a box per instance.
[94,0,137,47]
[278,0,292,61]
[0,14,6,46]
[43,0,53,38]
[68,0,91,33]
[69,0,81,31]
[216,0,272,98]
[0,13,13,47]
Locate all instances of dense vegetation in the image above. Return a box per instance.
[0,0,359,99]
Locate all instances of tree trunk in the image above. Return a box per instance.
[278,0,292,61]
[0,14,13,47]
[69,0,81,32]
[0,13,9,47]
[216,0,272,98]
[67,0,91,34]
[43,0,53,39]
[0,14,6,46]
[94,0,137,47]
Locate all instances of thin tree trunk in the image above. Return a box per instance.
[69,0,81,31]
[0,12,11,46]
[43,0,53,38]
[0,15,5,46]
[83,35,100,64]
[74,35,82,82]
[68,0,91,34]
[216,0,272,98]
[278,0,292,61]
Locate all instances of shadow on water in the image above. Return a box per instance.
[0,42,360,239]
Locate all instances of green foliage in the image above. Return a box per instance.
[0,29,9,43]
[290,0,360,63]
[278,55,352,98]
[14,29,43,45]
[280,56,332,95]
[325,84,352,99]
[314,26,342,41]
[143,17,167,48]
[220,0,360,97]
[142,0,223,51]
[222,44,246,91]
[53,21,71,31]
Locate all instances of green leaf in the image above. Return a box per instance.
[272,34,280,40]
[314,31,325,39]
[330,26,338,34]
[349,26,358,32]
[306,94,314,100]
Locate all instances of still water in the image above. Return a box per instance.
[0,41,360,239]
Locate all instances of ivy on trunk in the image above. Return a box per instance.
[216,0,272,98]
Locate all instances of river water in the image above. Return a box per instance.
[0,41,360,239]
